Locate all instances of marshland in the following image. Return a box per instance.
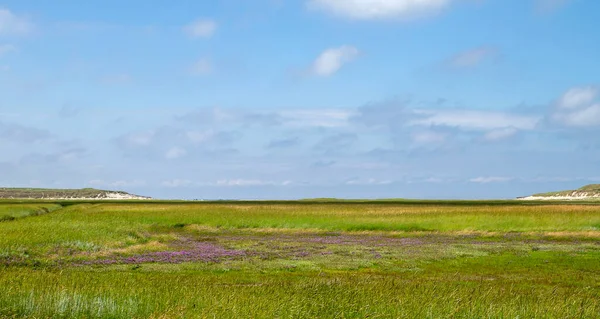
[1,201,599,318]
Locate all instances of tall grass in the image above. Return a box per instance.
[1,268,598,318]
[0,204,61,222]
[1,203,599,249]
[0,202,599,318]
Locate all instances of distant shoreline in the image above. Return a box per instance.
[0,188,151,200]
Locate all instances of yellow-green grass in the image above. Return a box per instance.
[0,204,61,222]
[0,202,599,318]
[1,265,599,319]
[1,203,599,248]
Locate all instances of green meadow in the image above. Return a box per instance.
[1,201,599,318]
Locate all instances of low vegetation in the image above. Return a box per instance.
[0,204,61,222]
[0,201,599,318]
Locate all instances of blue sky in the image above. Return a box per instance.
[1,0,599,199]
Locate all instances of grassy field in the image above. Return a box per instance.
[1,201,599,318]
[0,204,61,222]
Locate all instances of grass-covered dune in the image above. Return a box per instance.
[523,184,600,200]
[0,187,149,200]
[1,202,599,318]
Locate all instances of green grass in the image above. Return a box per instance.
[1,267,598,319]
[1,202,599,318]
[2,203,600,253]
[0,204,61,222]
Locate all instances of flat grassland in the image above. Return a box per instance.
[1,201,599,318]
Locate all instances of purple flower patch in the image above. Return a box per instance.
[85,241,246,265]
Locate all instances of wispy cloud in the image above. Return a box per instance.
[0,8,33,35]
[411,130,447,144]
[214,179,292,187]
[346,178,392,185]
[114,125,241,160]
[310,46,359,77]
[556,86,598,110]
[0,121,53,143]
[482,127,519,142]
[279,109,355,127]
[0,44,16,56]
[183,19,217,38]
[161,179,294,188]
[189,58,213,75]
[58,105,82,119]
[469,176,514,183]
[307,0,453,20]
[553,104,600,127]
[267,137,300,149]
[20,147,87,165]
[446,46,498,69]
[551,86,600,127]
[178,108,355,128]
[161,179,193,188]
[88,179,147,188]
[314,133,358,153]
[165,146,187,160]
[409,109,540,131]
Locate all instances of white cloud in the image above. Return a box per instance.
[190,57,213,75]
[162,179,193,188]
[308,0,452,20]
[214,179,290,187]
[410,109,540,131]
[469,176,513,183]
[554,103,600,127]
[123,131,154,146]
[421,177,445,183]
[183,19,217,38]
[447,46,497,69]
[551,86,600,127]
[280,109,355,127]
[311,46,359,77]
[346,178,392,185]
[165,146,187,159]
[411,130,447,144]
[0,44,16,56]
[181,108,355,128]
[186,130,215,144]
[0,8,33,35]
[111,180,147,187]
[87,179,147,188]
[482,127,518,141]
[556,86,598,109]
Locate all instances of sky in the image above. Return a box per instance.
[1,0,599,199]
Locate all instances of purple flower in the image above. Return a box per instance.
[87,241,246,265]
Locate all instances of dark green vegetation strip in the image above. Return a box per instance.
[0,204,62,222]
[0,202,599,318]
[2,198,600,206]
